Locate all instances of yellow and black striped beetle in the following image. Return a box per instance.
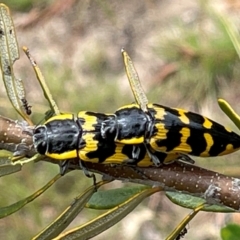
[33,111,190,167]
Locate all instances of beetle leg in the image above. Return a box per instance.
[123,145,142,165]
[59,160,70,176]
[178,154,195,164]
[145,144,161,167]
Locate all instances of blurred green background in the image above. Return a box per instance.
[1,0,240,239]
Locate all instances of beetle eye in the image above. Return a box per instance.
[33,126,48,154]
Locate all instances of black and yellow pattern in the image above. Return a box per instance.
[33,111,189,166]
[101,102,240,161]
[33,104,240,166]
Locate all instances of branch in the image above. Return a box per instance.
[1,115,240,211]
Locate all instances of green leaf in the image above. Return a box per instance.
[166,192,235,212]
[166,203,204,240]
[0,151,21,176]
[122,49,148,112]
[23,47,60,116]
[0,163,21,176]
[32,180,109,240]
[0,4,32,124]
[0,174,61,218]
[55,187,160,240]
[86,185,150,209]
[218,98,240,131]
[221,224,240,240]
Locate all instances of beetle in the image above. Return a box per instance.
[33,111,190,167]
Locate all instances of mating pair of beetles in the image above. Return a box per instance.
[33,50,240,172]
